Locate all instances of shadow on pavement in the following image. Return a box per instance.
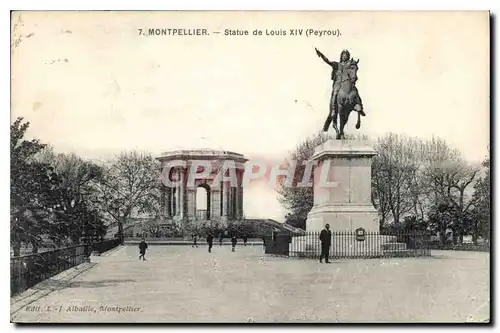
[33,278,137,290]
[427,254,485,260]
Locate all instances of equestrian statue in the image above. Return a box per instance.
[315,48,365,139]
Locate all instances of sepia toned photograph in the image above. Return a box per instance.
[10,10,490,323]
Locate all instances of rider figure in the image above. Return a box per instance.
[316,48,365,117]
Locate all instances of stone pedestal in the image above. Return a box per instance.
[290,139,382,258]
[306,139,379,232]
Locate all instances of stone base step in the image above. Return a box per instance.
[382,249,413,257]
[381,242,407,251]
[382,249,430,257]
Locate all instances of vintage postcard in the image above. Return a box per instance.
[10,11,490,323]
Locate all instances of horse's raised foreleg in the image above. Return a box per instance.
[354,91,365,117]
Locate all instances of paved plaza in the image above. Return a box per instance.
[11,245,490,323]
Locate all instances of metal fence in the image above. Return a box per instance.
[10,245,86,296]
[264,230,431,259]
[10,238,121,296]
[91,238,121,254]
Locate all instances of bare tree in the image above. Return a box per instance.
[420,137,479,243]
[94,151,160,244]
[472,151,490,244]
[371,156,391,228]
[373,133,423,226]
[277,131,332,229]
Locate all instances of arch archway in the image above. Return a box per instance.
[196,183,211,220]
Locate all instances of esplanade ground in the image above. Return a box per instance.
[11,246,489,323]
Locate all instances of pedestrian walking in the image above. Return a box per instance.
[231,235,237,252]
[192,233,198,248]
[139,238,148,261]
[207,232,214,253]
[219,233,224,246]
[243,235,248,246]
[319,224,332,263]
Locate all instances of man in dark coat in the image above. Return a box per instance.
[219,233,224,246]
[231,234,238,252]
[243,234,248,246]
[207,232,214,253]
[192,233,198,248]
[139,238,148,261]
[319,224,332,263]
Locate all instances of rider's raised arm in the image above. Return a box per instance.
[315,48,336,67]
[330,61,339,71]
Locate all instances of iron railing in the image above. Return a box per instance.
[10,245,86,296]
[90,238,121,254]
[264,230,431,259]
[10,238,121,296]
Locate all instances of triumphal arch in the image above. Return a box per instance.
[156,149,247,231]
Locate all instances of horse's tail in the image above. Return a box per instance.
[323,114,332,132]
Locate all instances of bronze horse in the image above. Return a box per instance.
[322,59,365,139]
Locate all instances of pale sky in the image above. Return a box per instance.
[11,11,490,221]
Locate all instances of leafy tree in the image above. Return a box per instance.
[428,202,454,245]
[10,117,56,255]
[143,219,162,237]
[37,149,104,244]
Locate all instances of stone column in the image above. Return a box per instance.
[187,189,196,219]
[235,169,244,220]
[176,170,181,216]
[222,181,229,218]
[160,185,166,217]
[234,186,239,219]
[228,185,233,219]
[171,188,176,217]
[218,182,229,226]
[164,186,172,218]
[180,169,186,218]
[232,187,237,219]
[237,186,244,219]
[210,188,221,220]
